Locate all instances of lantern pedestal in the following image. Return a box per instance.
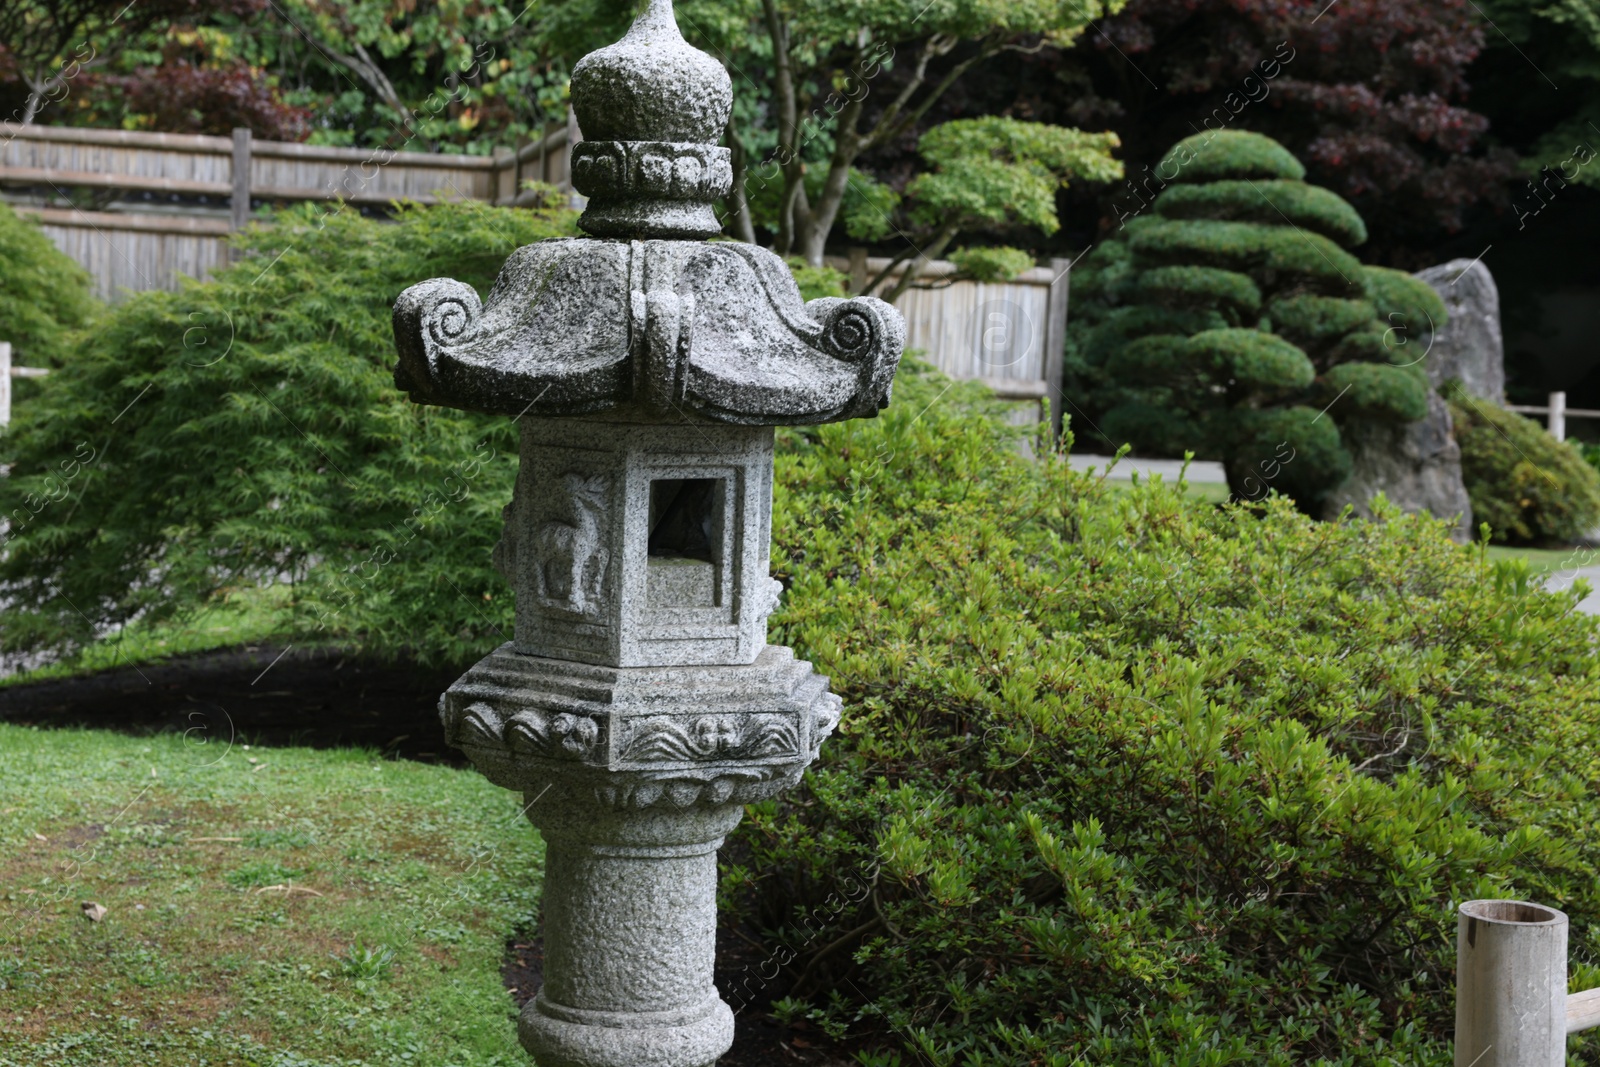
[438,643,842,1067]
[516,802,740,1067]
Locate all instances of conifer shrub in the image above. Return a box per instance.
[0,200,576,661]
[726,371,1600,1066]
[0,202,98,368]
[1068,132,1447,511]
[1445,384,1600,544]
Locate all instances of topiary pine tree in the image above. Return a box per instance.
[1068,130,1446,510]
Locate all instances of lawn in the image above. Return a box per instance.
[0,725,541,1067]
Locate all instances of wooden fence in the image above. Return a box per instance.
[1506,391,1600,442]
[829,252,1072,431]
[1,123,1073,425]
[0,119,575,300]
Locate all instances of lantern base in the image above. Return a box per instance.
[519,992,734,1067]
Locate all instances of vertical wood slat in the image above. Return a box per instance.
[1,122,579,300]
[826,254,1067,418]
[1043,257,1071,440]
[230,128,252,233]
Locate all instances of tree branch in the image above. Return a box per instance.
[273,5,413,140]
[857,35,940,156]
[882,217,963,304]
[797,87,866,264]
[723,118,757,244]
[865,38,1002,153]
[786,916,884,999]
[862,244,920,297]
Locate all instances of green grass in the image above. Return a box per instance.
[0,585,298,689]
[1487,543,1600,576]
[0,725,542,1067]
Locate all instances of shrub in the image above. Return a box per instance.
[947,245,1036,283]
[725,370,1600,1066]
[1445,384,1600,544]
[1155,180,1368,247]
[1157,128,1306,183]
[784,256,849,301]
[1068,132,1447,511]
[0,200,577,662]
[0,202,98,369]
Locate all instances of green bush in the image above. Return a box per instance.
[947,245,1036,282]
[726,373,1600,1066]
[1069,132,1448,511]
[0,202,98,369]
[1581,440,1600,478]
[0,200,578,661]
[1157,128,1306,183]
[1445,385,1600,544]
[1156,180,1368,247]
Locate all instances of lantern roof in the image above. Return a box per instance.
[392,0,904,427]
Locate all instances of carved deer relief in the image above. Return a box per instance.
[532,473,611,616]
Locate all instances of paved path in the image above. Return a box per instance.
[1069,453,1228,483]
[1068,455,1600,616]
[1546,565,1600,615]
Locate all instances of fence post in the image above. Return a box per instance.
[230,127,253,234]
[1,341,10,427]
[1455,899,1568,1066]
[1044,257,1072,442]
[1549,391,1567,442]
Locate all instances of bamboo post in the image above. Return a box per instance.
[230,128,253,233]
[1548,391,1567,442]
[1455,899,1568,1067]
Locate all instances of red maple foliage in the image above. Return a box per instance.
[948,0,1518,263]
[91,60,311,141]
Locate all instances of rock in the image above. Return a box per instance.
[1322,391,1474,541]
[1414,259,1506,403]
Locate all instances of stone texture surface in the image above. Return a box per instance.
[570,0,730,145]
[391,2,903,1063]
[1415,258,1506,402]
[440,642,840,807]
[394,239,904,424]
[495,419,781,669]
[568,0,733,238]
[443,642,841,1067]
[1322,391,1474,541]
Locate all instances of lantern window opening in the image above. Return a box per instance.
[648,477,723,563]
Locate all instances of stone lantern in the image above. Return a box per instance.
[390,2,905,1064]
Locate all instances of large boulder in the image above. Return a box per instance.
[1414,259,1506,402]
[1322,391,1474,542]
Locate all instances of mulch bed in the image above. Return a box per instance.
[0,643,467,764]
[3,645,864,1065]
